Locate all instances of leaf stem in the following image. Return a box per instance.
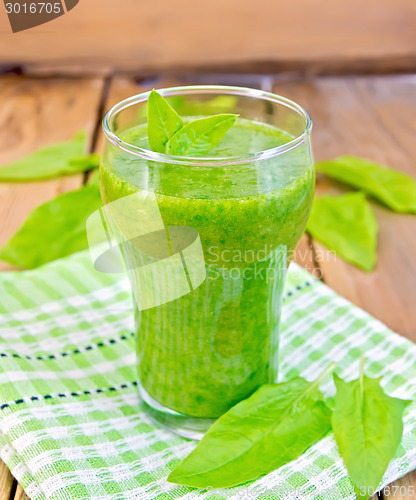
[309,362,337,393]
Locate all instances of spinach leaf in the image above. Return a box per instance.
[306,192,378,271]
[0,184,102,269]
[69,152,100,171]
[316,156,416,213]
[166,114,238,157]
[168,367,333,489]
[332,358,411,499]
[147,89,183,153]
[0,130,94,181]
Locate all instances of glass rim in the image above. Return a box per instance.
[102,85,313,166]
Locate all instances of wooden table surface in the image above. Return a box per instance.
[1,0,416,76]
[0,72,415,499]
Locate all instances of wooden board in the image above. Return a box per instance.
[0,0,416,75]
[0,461,13,500]
[0,76,104,270]
[12,485,29,500]
[384,470,416,499]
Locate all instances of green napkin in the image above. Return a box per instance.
[0,251,415,499]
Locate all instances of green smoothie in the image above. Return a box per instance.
[100,118,314,418]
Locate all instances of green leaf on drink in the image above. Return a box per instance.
[168,369,333,489]
[0,184,102,269]
[332,358,411,499]
[0,130,95,182]
[306,192,378,271]
[147,89,183,153]
[147,91,238,156]
[316,156,416,213]
[166,114,238,157]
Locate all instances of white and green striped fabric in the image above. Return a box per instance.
[0,250,415,500]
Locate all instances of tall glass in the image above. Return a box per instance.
[100,86,314,438]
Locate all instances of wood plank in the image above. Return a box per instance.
[382,470,416,499]
[272,76,416,341]
[0,76,105,270]
[13,483,30,500]
[0,0,415,75]
[0,460,13,500]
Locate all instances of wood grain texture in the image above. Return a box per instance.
[13,484,30,500]
[0,0,416,75]
[272,76,416,341]
[0,460,13,500]
[0,76,104,270]
[383,470,416,499]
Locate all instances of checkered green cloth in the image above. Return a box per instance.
[0,251,415,500]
